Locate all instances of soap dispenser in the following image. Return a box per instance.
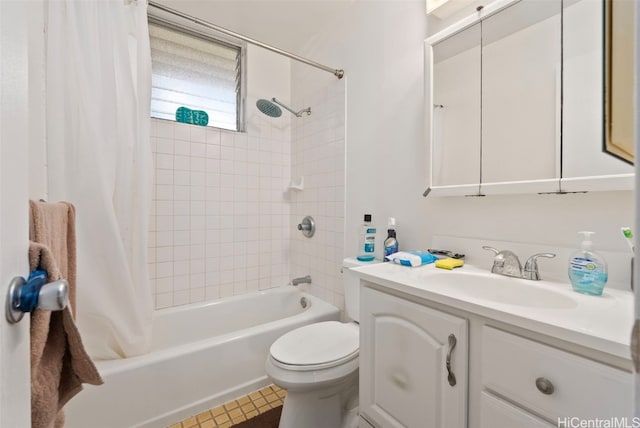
[568,231,608,296]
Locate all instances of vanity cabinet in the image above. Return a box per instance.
[359,282,633,428]
[359,286,468,428]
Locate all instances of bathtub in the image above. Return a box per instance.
[65,287,340,428]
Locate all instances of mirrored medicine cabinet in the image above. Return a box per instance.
[604,0,636,164]
[425,0,634,197]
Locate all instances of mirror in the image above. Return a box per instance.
[604,0,635,164]
[431,23,481,188]
[481,0,561,185]
[562,0,634,183]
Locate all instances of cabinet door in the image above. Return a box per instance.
[481,0,561,192]
[360,287,468,428]
[561,0,634,191]
[430,22,481,191]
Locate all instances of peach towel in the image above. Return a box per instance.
[29,200,102,428]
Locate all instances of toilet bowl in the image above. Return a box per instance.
[265,258,374,428]
[265,321,359,428]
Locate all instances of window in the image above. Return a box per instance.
[148,19,245,131]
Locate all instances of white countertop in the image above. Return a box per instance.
[352,262,634,361]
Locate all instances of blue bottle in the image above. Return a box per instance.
[357,214,376,262]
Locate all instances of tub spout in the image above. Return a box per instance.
[291,275,312,286]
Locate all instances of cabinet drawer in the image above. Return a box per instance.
[480,391,554,428]
[481,326,632,421]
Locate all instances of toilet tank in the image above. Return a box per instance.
[343,258,380,322]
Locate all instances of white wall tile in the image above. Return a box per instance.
[147,80,345,312]
[174,123,191,142]
[150,116,291,308]
[174,140,190,156]
[156,292,173,309]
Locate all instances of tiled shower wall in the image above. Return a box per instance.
[289,79,346,311]
[148,111,292,309]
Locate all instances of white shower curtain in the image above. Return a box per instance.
[46,0,153,359]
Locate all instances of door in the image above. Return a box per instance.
[360,286,467,428]
[0,1,33,426]
[635,0,640,419]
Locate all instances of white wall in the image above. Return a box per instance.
[299,1,431,259]
[299,0,633,267]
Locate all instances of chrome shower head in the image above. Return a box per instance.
[256,97,311,118]
[256,99,282,117]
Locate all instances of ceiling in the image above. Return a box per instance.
[152,0,356,53]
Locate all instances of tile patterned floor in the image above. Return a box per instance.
[168,385,286,428]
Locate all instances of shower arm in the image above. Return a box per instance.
[272,98,311,117]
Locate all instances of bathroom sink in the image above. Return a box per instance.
[426,271,578,309]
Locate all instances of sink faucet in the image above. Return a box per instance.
[483,246,523,278]
[291,275,312,286]
[483,247,556,280]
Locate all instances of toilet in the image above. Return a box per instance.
[265,258,371,428]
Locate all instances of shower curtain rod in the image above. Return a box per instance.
[147,1,345,79]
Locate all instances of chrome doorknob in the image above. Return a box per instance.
[5,274,69,324]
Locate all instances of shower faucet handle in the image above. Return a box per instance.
[297,216,315,238]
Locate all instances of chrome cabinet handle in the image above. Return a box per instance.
[535,377,554,395]
[446,334,457,387]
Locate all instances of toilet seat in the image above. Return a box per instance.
[270,321,359,371]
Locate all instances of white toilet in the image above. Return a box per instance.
[265,258,370,428]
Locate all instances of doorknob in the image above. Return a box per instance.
[5,272,69,324]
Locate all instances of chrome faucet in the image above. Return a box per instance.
[483,246,523,278]
[291,275,312,286]
[483,247,556,280]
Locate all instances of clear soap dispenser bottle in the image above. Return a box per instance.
[568,231,608,296]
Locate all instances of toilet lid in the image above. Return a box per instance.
[270,321,359,368]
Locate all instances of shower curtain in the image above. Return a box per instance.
[46,0,153,359]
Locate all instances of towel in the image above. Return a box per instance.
[29,200,103,428]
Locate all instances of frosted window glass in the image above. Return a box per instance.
[149,21,241,131]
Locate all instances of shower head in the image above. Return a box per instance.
[256,99,282,118]
[256,97,311,118]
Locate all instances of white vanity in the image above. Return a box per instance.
[353,263,633,428]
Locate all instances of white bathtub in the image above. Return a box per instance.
[65,287,340,428]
